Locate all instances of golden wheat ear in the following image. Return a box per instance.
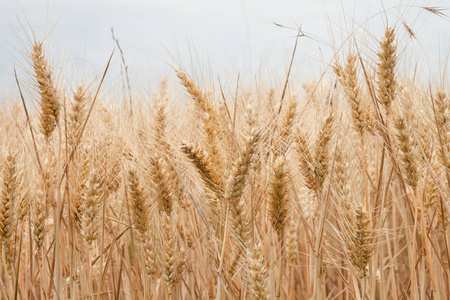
[313,113,334,193]
[394,117,419,190]
[347,206,373,276]
[80,172,103,250]
[32,189,47,256]
[335,54,372,135]
[269,156,289,237]
[68,82,89,146]
[246,242,270,300]
[377,28,397,115]
[30,42,61,139]
[127,169,150,244]
[0,154,18,274]
[180,142,223,196]
[149,156,174,216]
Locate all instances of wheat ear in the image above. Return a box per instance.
[226,106,260,248]
[128,169,149,243]
[313,114,334,192]
[335,54,372,135]
[348,206,373,275]
[246,242,270,300]
[31,42,60,139]
[377,28,397,115]
[68,82,89,146]
[80,172,103,250]
[269,156,289,237]
[394,117,419,190]
[0,154,17,273]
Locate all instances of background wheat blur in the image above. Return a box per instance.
[0,3,449,300]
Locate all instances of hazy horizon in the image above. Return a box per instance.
[1,0,449,98]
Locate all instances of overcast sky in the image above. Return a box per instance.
[0,0,449,96]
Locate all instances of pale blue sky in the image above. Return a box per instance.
[0,0,449,96]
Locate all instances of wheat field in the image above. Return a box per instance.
[0,5,449,300]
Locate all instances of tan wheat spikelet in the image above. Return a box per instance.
[285,216,299,262]
[0,154,17,273]
[150,156,174,216]
[246,242,269,300]
[313,113,334,192]
[153,95,169,151]
[226,106,260,247]
[348,206,373,275]
[335,54,372,135]
[162,213,177,295]
[434,90,450,170]
[176,69,215,117]
[128,169,149,243]
[377,28,397,114]
[142,231,159,277]
[97,137,122,197]
[72,143,91,224]
[274,97,297,157]
[68,82,89,146]
[434,90,448,127]
[437,198,449,233]
[424,162,440,209]
[334,148,356,233]
[80,172,103,249]
[394,117,419,189]
[33,190,47,255]
[180,142,223,196]
[295,130,315,190]
[269,156,289,237]
[30,42,60,139]
[0,154,17,243]
[16,170,29,222]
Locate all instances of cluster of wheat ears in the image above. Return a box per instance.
[0,18,449,300]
